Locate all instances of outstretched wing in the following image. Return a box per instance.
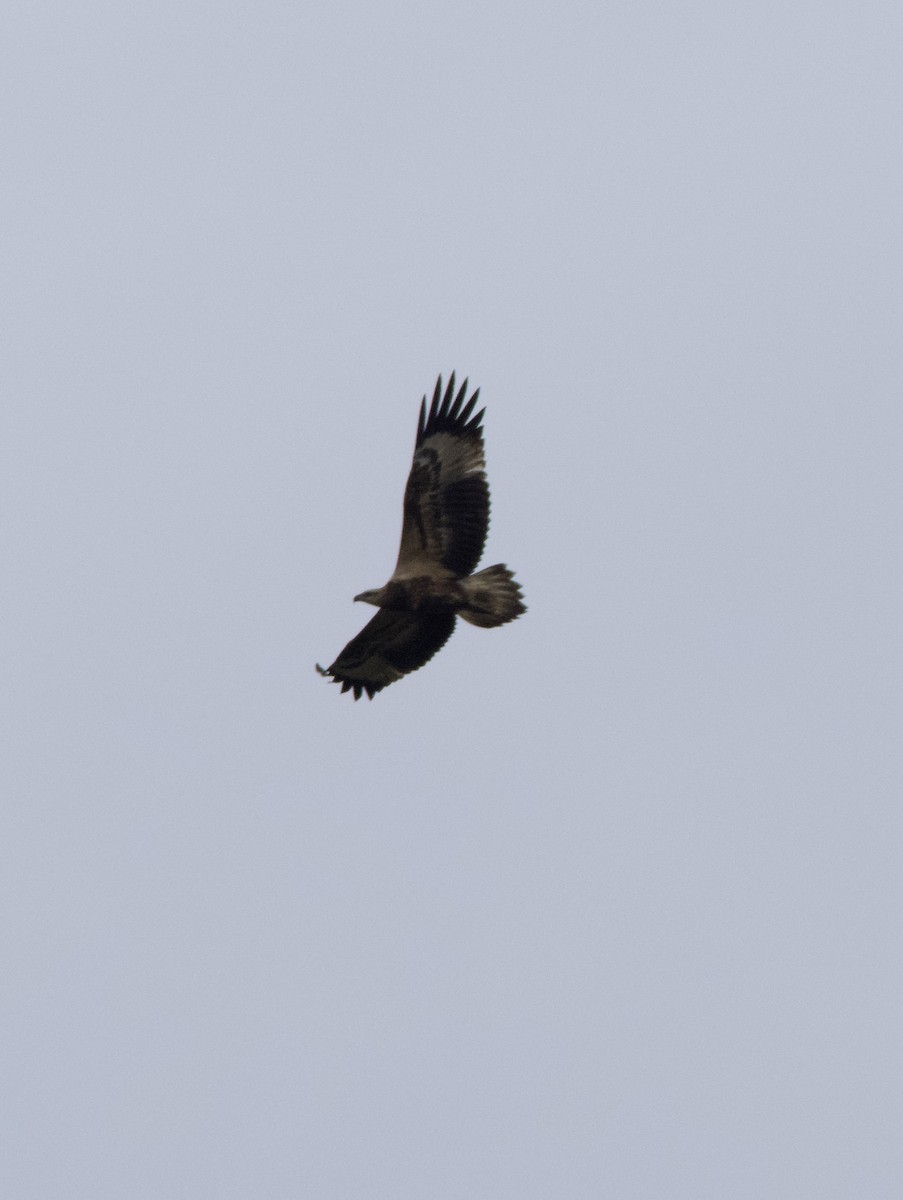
[395,373,489,578]
[316,610,456,700]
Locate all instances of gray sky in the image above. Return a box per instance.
[4,2,902,1196]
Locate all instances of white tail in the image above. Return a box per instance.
[458,564,526,628]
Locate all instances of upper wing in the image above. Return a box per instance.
[316,609,456,700]
[395,373,489,578]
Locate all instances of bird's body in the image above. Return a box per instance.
[316,373,525,699]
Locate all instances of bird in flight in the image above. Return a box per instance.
[316,372,526,699]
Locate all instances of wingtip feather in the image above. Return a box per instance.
[419,371,484,442]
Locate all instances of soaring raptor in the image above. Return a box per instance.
[316,373,526,699]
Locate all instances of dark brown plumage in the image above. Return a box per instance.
[316,373,526,699]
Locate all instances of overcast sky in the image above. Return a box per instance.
[3,2,902,1196]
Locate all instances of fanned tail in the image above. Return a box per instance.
[458,564,526,628]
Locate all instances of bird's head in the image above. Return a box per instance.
[353,588,383,607]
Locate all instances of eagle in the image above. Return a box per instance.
[316,372,526,699]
